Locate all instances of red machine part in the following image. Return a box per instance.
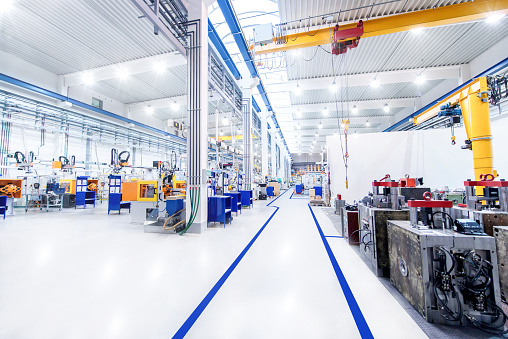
[372,181,399,187]
[399,178,416,188]
[463,180,508,187]
[331,20,363,55]
[407,191,453,208]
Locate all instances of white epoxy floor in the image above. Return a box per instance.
[0,191,428,339]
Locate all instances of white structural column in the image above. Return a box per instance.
[270,129,276,179]
[261,109,269,180]
[240,79,259,190]
[185,1,208,233]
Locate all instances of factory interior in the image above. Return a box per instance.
[1,0,508,338]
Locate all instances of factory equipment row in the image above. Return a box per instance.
[333,175,508,335]
[0,148,286,233]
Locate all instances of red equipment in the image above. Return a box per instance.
[331,20,364,55]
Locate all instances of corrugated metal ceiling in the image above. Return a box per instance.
[0,0,176,75]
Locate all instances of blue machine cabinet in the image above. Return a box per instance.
[239,190,253,208]
[75,176,95,209]
[266,186,274,197]
[208,196,232,226]
[224,192,241,215]
[313,186,323,197]
[0,196,6,219]
[295,184,303,194]
[108,175,130,214]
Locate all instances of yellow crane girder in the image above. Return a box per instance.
[253,0,508,55]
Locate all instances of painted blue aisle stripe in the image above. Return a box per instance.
[266,188,291,206]
[308,204,374,339]
[173,189,290,338]
[325,235,343,238]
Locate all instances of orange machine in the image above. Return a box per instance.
[121,181,138,201]
[87,179,99,193]
[0,179,22,198]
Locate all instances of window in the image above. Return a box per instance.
[92,97,103,110]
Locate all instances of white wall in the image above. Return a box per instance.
[328,118,508,203]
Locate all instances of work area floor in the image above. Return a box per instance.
[0,190,499,338]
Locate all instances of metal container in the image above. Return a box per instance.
[388,220,501,326]
[343,210,359,246]
[358,203,409,277]
[494,226,508,302]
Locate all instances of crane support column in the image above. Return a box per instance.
[459,76,494,181]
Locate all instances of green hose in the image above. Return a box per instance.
[179,187,200,235]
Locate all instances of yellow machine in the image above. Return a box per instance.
[413,76,496,182]
[0,180,22,198]
[137,180,159,202]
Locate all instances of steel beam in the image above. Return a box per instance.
[254,0,508,55]
[130,0,187,56]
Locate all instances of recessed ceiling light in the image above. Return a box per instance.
[145,106,154,114]
[171,101,180,111]
[223,117,229,124]
[154,60,166,74]
[411,27,424,34]
[82,72,94,86]
[371,78,380,88]
[384,104,390,113]
[322,107,328,116]
[352,105,358,114]
[318,123,323,129]
[116,67,129,80]
[0,0,13,13]
[365,120,370,126]
[330,81,338,92]
[296,108,302,117]
[415,74,425,84]
[486,14,505,23]
[293,83,302,95]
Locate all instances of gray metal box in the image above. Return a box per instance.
[358,203,409,277]
[494,226,508,301]
[388,220,501,326]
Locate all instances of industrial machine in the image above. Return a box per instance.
[494,226,508,304]
[110,148,130,173]
[388,220,506,334]
[331,20,363,55]
[52,155,75,172]
[144,197,186,234]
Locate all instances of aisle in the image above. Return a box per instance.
[180,190,427,339]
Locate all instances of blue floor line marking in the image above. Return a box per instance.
[290,190,308,200]
[308,204,374,339]
[325,235,343,238]
[266,188,290,206]
[173,189,290,338]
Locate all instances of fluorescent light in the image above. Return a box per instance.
[384,104,390,113]
[0,0,13,13]
[330,81,338,92]
[293,83,302,95]
[116,67,129,80]
[171,101,180,111]
[486,14,505,23]
[145,106,154,114]
[154,60,166,74]
[352,105,358,114]
[415,74,425,84]
[322,107,328,116]
[371,78,380,88]
[411,27,424,34]
[82,72,94,86]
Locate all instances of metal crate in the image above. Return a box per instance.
[388,220,502,327]
[358,203,409,277]
[494,226,508,302]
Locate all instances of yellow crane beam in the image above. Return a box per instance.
[253,0,508,55]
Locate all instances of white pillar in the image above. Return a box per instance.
[240,78,259,190]
[270,127,276,180]
[185,1,208,234]
[261,109,269,180]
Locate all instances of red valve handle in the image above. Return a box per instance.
[379,174,391,181]
[423,191,432,201]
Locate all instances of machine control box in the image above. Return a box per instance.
[453,219,487,236]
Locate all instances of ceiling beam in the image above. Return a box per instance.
[63,53,186,87]
[275,98,415,113]
[266,66,460,92]
[128,95,187,113]
[253,0,508,55]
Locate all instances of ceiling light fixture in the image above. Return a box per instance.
[365,120,370,127]
[145,106,154,114]
[371,78,380,88]
[322,107,328,116]
[293,82,302,95]
[415,74,425,85]
[171,101,180,111]
[220,129,224,136]
[352,105,358,114]
[116,67,129,80]
[486,14,505,23]
[82,72,94,86]
[411,27,424,34]
[223,117,229,124]
[296,108,302,117]
[0,0,13,13]
[297,123,301,130]
[154,60,166,74]
[384,104,390,113]
[318,122,323,129]
[330,81,338,92]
